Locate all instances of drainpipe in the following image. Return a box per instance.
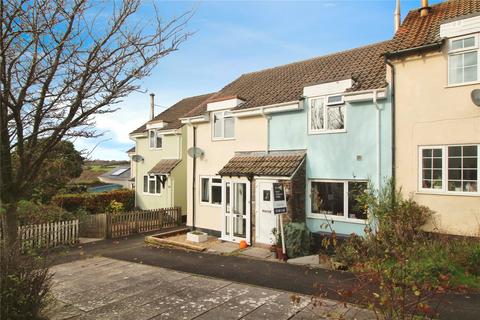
[192,125,197,231]
[384,57,396,185]
[373,89,381,190]
[260,107,271,153]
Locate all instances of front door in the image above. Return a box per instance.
[255,180,278,244]
[222,179,251,243]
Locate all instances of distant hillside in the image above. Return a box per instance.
[70,160,129,185]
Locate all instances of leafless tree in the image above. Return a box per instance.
[0,0,192,245]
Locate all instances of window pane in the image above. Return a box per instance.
[201,178,209,202]
[422,149,432,157]
[226,182,231,213]
[432,169,442,180]
[433,149,442,157]
[311,182,344,216]
[448,169,461,180]
[224,117,234,138]
[422,169,432,179]
[464,146,478,157]
[463,157,477,169]
[144,176,148,193]
[348,182,368,220]
[156,135,162,148]
[449,146,461,157]
[448,180,462,192]
[464,51,478,66]
[212,178,222,184]
[213,113,222,138]
[310,98,324,130]
[156,176,161,194]
[448,157,461,168]
[451,39,463,50]
[432,158,442,169]
[149,179,155,194]
[464,181,477,192]
[211,185,222,204]
[326,105,345,130]
[463,169,477,181]
[464,66,477,82]
[327,95,343,104]
[149,131,155,148]
[421,148,443,190]
[464,37,476,48]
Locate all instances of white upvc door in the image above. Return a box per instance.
[255,180,278,245]
[221,178,251,244]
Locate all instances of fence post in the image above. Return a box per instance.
[106,213,112,239]
[176,207,182,226]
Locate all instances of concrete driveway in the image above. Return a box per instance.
[46,257,372,320]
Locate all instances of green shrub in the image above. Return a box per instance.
[0,242,53,319]
[15,200,76,225]
[52,189,134,214]
[284,222,311,258]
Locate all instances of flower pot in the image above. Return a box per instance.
[187,231,208,243]
[276,247,287,261]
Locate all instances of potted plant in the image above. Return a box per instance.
[271,227,287,261]
[270,228,279,258]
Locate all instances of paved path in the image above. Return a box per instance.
[52,234,480,320]
[47,257,371,320]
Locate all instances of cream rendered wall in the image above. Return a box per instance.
[186,115,268,232]
[393,49,480,236]
[134,132,182,210]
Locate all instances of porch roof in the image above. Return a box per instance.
[148,159,181,175]
[218,151,305,178]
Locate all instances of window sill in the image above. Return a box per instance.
[199,202,222,207]
[149,148,164,150]
[307,213,368,225]
[308,129,347,136]
[415,191,480,197]
[142,193,163,197]
[445,80,480,88]
[212,137,235,141]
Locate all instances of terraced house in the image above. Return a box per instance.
[129,93,213,216]
[386,0,480,236]
[180,41,393,244]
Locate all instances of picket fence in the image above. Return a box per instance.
[0,219,79,249]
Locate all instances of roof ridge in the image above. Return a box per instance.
[237,40,391,78]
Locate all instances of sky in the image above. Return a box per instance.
[76,0,443,161]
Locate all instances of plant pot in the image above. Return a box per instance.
[269,245,277,252]
[276,247,287,261]
[186,231,208,243]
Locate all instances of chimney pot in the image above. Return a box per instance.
[150,93,155,120]
[420,0,430,17]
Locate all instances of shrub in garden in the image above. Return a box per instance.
[52,189,134,214]
[0,241,53,320]
[15,200,77,225]
[284,222,311,258]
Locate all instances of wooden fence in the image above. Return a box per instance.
[107,207,182,239]
[79,213,107,238]
[0,220,79,249]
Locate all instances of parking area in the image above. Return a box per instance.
[46,257,372,320]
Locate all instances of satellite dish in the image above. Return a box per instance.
[187,147,204,158]
[131,155,144,162]
[471,89,480,106]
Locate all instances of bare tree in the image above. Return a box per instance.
[0,0,192,245]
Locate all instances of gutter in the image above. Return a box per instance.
[384,41,443,59]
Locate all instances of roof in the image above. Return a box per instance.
[130,93,215,135]
[185,41,391,117]
[218,151,305,177]
[148,159,182,175]
[126,146,135,153]
[388,0,480,55]
[99,166,131,182]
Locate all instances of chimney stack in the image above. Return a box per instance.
[394,0,401,33]
[420,0,430,17]
[150,93,155,120]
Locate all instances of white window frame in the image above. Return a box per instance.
[149,130,163,150]
[308,94,346,135]
[307,179,368,224]
[212,111,235,141]
[418,144,480,196]
[143,175,162,195]
[447,34,480,86]
[199,176,223,206]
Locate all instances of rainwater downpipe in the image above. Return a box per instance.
[192,125,197,231]
[373,89,381,191]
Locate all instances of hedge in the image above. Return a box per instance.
[52,189,135,214]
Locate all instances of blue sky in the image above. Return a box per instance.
[77,0,443,160]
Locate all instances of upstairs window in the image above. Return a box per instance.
[309,95,345,134]
[448,35,478,85]
[149,130,163,149]
[212,111,234,140]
